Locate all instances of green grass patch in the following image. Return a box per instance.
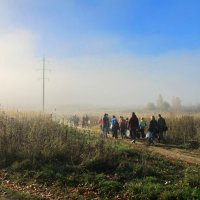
[0,112,200,199]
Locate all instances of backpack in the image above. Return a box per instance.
[113,121,119,130]
[163,126,168,131]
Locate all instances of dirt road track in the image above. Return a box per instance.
[124,139,200,166]
[87,127,200,166]
[143,143,200,165]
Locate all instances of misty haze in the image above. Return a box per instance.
[1,1,200,112]
[1,1,200,199]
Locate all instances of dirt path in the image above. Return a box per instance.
[85,127,200,166]
[131,140,200,165]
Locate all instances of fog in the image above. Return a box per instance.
[0,29,200,110]
[1,1,200,111]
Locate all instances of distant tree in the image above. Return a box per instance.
[195,104,200,112]
[171,96,182,111]
[157,94,164,110]
[146,102,156,111]
[162,101,171,111]
[156,94,170,111]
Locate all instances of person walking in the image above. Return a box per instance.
[119,116,126,139]
[111,115,119,139]
[148,115,158,144]
[102,113,110,138]
[157,114,167,143]
[98,117,103,131]
[128,112,139,143]
[125,118,130,138]
[139,117,147,139]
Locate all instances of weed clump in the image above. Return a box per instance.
[184,166,200,187]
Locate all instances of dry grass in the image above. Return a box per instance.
[72,111,200,146]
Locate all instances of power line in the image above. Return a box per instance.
[42,56,45,112]
[37,56,50,112]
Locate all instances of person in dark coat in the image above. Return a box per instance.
[128,112,139,143]
[102,113,110,137]
[149,115,158,140]
[157,114,167,143]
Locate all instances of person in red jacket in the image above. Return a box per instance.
[119,116,126,139]
[128,112,139,143]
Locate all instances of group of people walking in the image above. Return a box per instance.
[98,112,167,145]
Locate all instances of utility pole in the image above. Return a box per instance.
[38,56,49,112]
[42,56,45,112]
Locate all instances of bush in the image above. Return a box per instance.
[0,112,98,168]
[85,152,120,172]
[10,159,32,171]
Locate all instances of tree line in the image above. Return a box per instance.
[146,94,200,113]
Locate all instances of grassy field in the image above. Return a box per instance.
[0,111,200,199]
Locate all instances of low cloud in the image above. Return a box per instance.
[48,51,200,106]
[0,29,41,107]
[0,28,200,109]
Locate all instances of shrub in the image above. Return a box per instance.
[85,156,119,172]
[10,159,32,171]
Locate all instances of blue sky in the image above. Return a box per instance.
[8,0,200,56]
[1,0,200,107]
